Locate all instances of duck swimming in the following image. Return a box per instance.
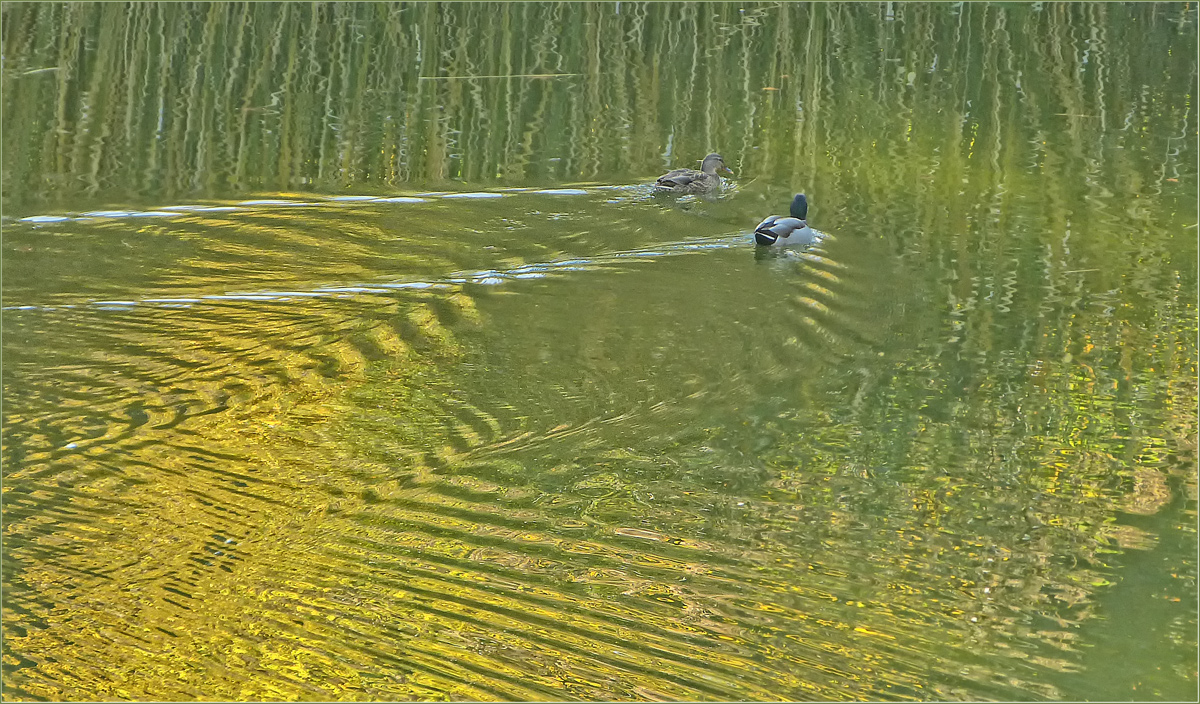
[654,153,733,194]
[754,193,817,247]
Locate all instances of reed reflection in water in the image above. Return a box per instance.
[1,1,1197,701]
[3,2,1193,206]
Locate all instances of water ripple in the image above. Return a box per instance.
[2,231,772,314]
[14,186,601,226]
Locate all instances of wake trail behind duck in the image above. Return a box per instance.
[5,232,829,315]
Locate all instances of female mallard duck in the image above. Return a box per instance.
[654,153,733,194]
[754,193,817,247]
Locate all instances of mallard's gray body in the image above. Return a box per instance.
[755,194,816,247]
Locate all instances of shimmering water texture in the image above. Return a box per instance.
[7,197,764,312]
[2,2,1197,702]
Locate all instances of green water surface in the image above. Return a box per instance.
[2,2,1197,701]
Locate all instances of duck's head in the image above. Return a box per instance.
[701,153,734,175]
[789,193,808,220]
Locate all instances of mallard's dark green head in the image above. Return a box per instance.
[789,193,808,220]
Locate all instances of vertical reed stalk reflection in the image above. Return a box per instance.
[2,3,1192,206]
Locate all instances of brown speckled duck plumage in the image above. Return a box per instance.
[654,153,733,194]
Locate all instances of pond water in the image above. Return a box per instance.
[2,2,1197,701]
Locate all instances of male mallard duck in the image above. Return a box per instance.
[654,153,733,194]
[754,193,817,247]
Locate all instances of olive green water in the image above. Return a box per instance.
[2,2,1197,701]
